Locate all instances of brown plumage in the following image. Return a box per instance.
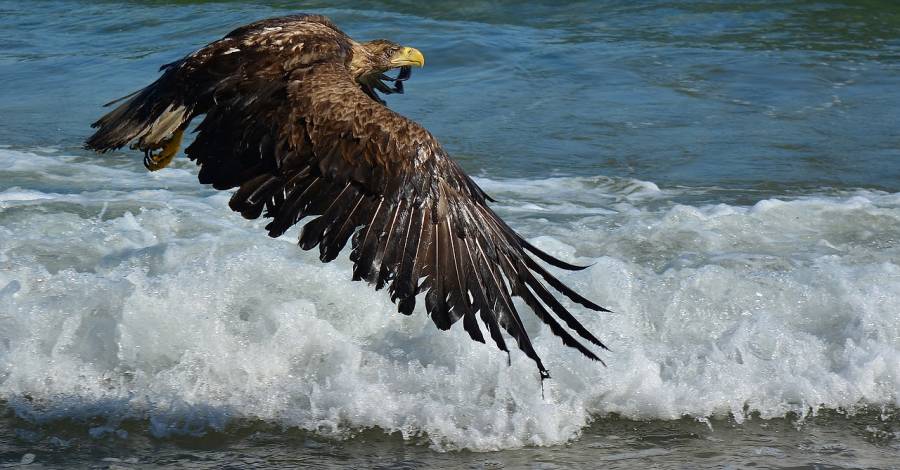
[85,13,610,379]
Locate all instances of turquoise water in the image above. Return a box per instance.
[1,1,900,468]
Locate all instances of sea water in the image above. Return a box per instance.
[1,1,899,468]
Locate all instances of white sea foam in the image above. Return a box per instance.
[1,149,898,450]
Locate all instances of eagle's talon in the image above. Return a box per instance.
[143,147,174,171]
[143,128,184,171]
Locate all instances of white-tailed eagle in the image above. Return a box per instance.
[85,14,609,379]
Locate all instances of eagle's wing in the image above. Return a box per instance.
[86,14,353,157]
[192,61,608,378]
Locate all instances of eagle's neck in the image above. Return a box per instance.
[348,42,378,80]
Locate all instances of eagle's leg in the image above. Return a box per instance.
[143,126,186,171]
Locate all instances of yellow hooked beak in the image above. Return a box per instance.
[390,46,425,67]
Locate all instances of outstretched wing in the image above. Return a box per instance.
[192,61,609,378]
[85,14,353,156]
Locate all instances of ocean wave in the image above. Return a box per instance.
[1,149,898,450]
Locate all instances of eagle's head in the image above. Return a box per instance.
[351,39,425,104]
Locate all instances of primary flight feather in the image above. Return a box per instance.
[85,13,610,379]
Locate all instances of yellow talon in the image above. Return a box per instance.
[144,128,185,171]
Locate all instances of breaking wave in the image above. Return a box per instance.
[1,149,898,450]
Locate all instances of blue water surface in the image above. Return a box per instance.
[1,0,898,192]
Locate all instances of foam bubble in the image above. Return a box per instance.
[1,149,898,450]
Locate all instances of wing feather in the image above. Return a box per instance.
[463,235,511,356]
[319,193,368,262]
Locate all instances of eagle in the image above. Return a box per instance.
[85,14,609,379]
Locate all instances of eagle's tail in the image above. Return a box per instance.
[85,72,192,171]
